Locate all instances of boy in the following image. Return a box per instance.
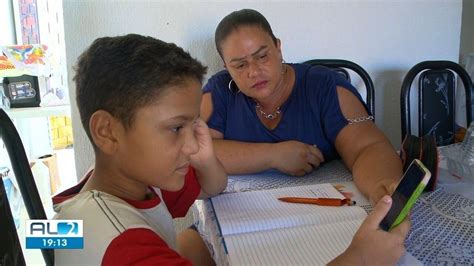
[53,34,227,265]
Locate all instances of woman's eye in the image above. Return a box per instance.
[256,53,268,61]
[171,126,183,133]
[236,64,245,70]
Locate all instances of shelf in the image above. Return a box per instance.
[4,105,71,119]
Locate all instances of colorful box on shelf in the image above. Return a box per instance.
[0,44,51,78]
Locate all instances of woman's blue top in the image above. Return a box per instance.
[203,63,368,161]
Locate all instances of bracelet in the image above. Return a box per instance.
[347,115,374,125]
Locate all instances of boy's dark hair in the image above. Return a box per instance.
[215,9,278,59]
[74,34,207,147]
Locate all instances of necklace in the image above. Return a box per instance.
[255,102,281,120]
[254,64,287,120]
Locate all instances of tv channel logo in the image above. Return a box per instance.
[26,220,83,249]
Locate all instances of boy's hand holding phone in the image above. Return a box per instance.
[380,159,431,231]
[332,159,430,265]
[330,195,410,266]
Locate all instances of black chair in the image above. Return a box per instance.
[304,59,376,118]
[0,108,54,265]
[400,60,473,145]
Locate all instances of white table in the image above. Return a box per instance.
[195,147,474,265]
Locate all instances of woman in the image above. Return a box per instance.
[200,9,410,265]
[201,9,402,205]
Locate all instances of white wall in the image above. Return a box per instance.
[63,0,463,179]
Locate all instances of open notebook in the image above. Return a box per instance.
[210,182,370,265]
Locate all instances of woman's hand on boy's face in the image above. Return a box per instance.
[189,119,215,167]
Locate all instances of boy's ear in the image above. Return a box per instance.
[89,110,121,155]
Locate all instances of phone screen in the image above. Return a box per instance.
[380,159,431,231]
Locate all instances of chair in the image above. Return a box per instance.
[304,59,376,118]
[0,108,54,265]
[400,60,473,145]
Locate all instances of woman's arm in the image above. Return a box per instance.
[201,93,324,176]
[334,86,403,203]
[211,138,323,176]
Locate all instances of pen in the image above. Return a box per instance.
[278,197,356,206]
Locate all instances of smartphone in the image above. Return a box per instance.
[380,159,431,231]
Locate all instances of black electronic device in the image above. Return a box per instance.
[2,75,41,108]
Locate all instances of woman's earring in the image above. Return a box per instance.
[281,59,287,74]
[228,79,241,94]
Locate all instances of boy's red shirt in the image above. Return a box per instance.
[52,167,201,265]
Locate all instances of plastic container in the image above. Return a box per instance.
[445,122,474,180]
[31,160,52,204]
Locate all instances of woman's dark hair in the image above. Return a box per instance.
[215,9,277,58]
[74,34,207,146]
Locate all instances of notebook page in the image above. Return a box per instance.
[211,183,367,236]
[226,219,363,265]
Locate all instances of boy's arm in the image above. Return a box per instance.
[191,119,227,199]
[102,228,193,265]
[195,156,227,199]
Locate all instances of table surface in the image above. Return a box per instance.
[195,146,474,265]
